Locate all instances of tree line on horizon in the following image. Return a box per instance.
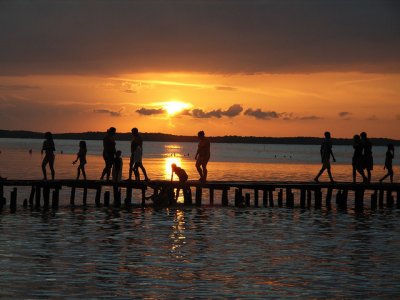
[0,129,399,146]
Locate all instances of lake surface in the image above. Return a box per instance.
[0,138,399,298]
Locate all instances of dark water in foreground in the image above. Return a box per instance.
[1,207,400,298]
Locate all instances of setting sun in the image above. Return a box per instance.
[162,101,191,116]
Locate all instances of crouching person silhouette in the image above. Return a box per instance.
[171,163,190,202]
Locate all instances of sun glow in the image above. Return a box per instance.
[162,101,191,116]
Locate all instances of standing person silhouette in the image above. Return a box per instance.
[129,128,150,181]
[112,150,123,182]
[195,130,210,182]
[41,131,56,180]
[352,134,367,183]
[72,141,87,180]
[360,131,373,183]
[380,143,394,183]
[314,131,335,183]
[100,127,116,181]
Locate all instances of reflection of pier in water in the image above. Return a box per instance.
[0,180,399,212]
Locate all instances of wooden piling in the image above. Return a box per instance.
[29,186,35,207]
[307,189,312,208]
[268,190,274,207]
[125,186,132,206]
[300,189,306,209]
[195,187,202,206]
[326,188,332,209]
[378,189,384,209]
[371,190,377,210]
[397,190,400,209]
[315,188,322,209]
[43,187,50,209]
[222,189,229,206]
[70,186,76,206]
[113,185,121,207]
[234,189,241,207]
[342,189,348,209]
[209,188,214,205]
[0,184,4,208]
[104,191,110,207]
[278,189,283,207]
[262,190,268,207]
[141,188,146,206]
[52,189,59,209]
[83,187,88,206]
[286,188,294,208]
[95,186,101,207]
[387,190,394,208]
[183,186,192,205]
[10,188,17,213]
[354,188,364,211]
[254,189,259,207]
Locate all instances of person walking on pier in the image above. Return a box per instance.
[100,127,116,181]
[72,141,87,180]
[352,134,367,183]
[361,132,373,183]
[195,130,210,182]
[380,143,394,184]
[41,131,56,180]
[314,131,336,183]
[129,128,150,181]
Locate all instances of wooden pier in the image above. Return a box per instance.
[0,180,399,212]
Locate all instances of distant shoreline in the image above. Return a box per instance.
[0,129,399,146]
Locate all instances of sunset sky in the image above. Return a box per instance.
[1,0,399,138]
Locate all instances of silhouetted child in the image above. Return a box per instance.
[380,144,394,184]
[41,131,55,180]
[72,141,87,180]
[352,134,367,183]
[112,150,123,182]
[314,131,336,183]
[171,163,189,201]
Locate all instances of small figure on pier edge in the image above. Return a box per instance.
[380,143,394,184]
[314,131,336,183]
[361,132,373,183]
[171,163,189,201]
[352,134,367,183]
[41,131,56,180]
[129,127,150,181]
[100,127,116,181]
[72,140,87,180]
[195,130,210,182]
[112,150,123,182]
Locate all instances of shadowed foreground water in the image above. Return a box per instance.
[1,207,400,298]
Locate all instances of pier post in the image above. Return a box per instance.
[354,188,364,211]
[286,188,294,208]
[278,189,283,207]
[397,190,400,209]
[371,190,377,210]
[262,190,268,207]
[104,191,110,207]
[125,186,132,206]
[268,190,274,207]
[245,193,250,207]
[378,189,384,209]
[234,189,242,207]
[0,184,4,208]
[195,187,202,206]
[35,185,41,209]
[70,186,76,206]
[43,187,50,209]
[315,188,322,209]
[326,188,332,210]
[10,188,17,213]
[83,187,88,206]
[183,186,192,205]
[342,189,348,209]
[209,188,214,205]
[222,189,229,206]
[52,189,59,209]
[307,190,312,208]
[386,189,394,208]
[113,185,121,207]
[95,186,101,207]
[300,189,306,209]
[254,189,259,207]
[29,186,35,207]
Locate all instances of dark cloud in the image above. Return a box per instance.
[244,108,280,120]
[93,109,122,117]
[191,104,243,119]
[136,108,165,116]
[338,111,351,117]
[298,115,322,120]
[1,1,399,75]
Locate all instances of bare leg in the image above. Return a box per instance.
[139,164,149,180]
[133,164,140,181]
[196,161,203,180]
[76,167,81,180]
[128,161,134,180]
[81,166,86,180]
[366,169,371,183]
[380,173,389,183]
[327,167,334,182]
[352,166,356,183]
[42,162,47,180]
[176,187,181,201]
[202,163,208,181]
[314,166,326,182]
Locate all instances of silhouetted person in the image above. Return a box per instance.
[314,131,335,183]
[361,131,373,183]
[171,163,189,201]
[112,150,123,182]
[352,134,367,183]
[380,143,394,184]
[73,141,87,180]
[41,131,55,180]
[129,128,149,181]
[100,127,116,181]
[195,130,210,182]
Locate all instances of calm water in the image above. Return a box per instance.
[0,138,399,298]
